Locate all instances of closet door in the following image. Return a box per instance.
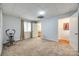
[24,22,31,39]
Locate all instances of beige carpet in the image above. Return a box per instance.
[2,38,78,56]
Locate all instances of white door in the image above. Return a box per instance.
[70,12,78,51]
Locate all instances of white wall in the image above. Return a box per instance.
[3,14,21,43]
[41,17,58,41]
[0,8,3,55]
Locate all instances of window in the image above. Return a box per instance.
[24,22,31,32]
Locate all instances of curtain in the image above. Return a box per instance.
[20,18,24,40]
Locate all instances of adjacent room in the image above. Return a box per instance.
[0,3,79,56]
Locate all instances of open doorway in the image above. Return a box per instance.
[24,21,42,39]
[37,22,42,37]
[58,12,78,51]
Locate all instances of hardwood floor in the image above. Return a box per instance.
[2,38,78,56]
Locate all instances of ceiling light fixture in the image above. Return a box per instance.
[38,10,45,16]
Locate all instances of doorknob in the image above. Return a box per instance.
[75,33,78,35]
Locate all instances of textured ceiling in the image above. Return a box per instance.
[1,3,78,20]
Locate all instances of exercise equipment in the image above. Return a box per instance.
[5,29,16,46]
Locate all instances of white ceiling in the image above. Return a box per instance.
[1,3,78,21]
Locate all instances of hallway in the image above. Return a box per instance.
[2,38,78,56]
